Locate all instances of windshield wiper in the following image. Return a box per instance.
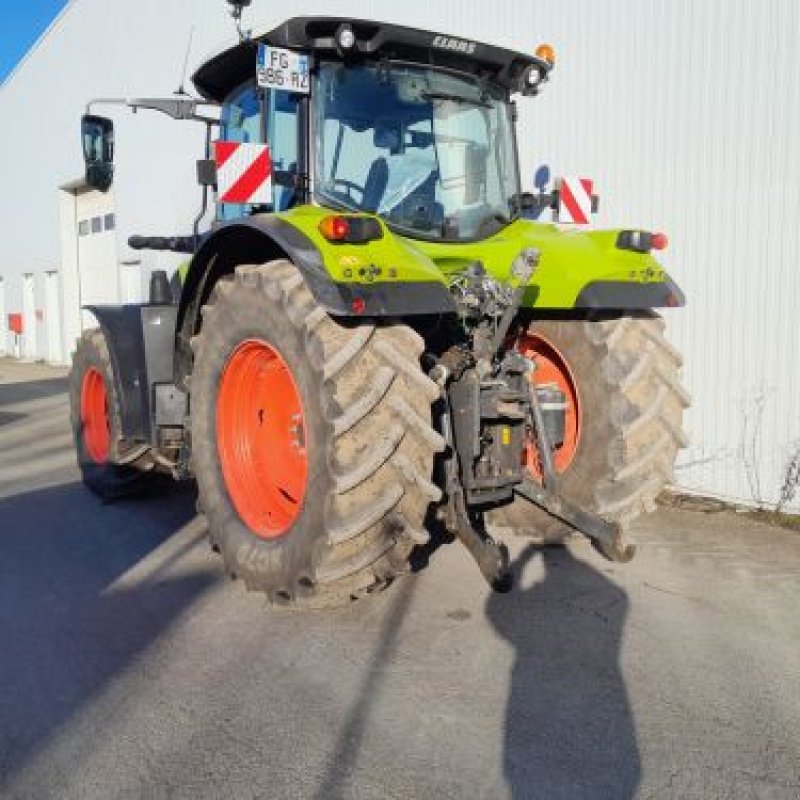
[482,211,512,225]
[421,91,491,109]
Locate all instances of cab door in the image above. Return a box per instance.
[217,82,299,219]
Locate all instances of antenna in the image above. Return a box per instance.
[226,0,253,42]
[174,25,196,97]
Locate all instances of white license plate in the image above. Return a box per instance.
[257,45,310,94]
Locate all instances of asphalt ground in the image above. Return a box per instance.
[0,357,798,799]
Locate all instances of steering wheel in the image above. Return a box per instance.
[331,178,365,204]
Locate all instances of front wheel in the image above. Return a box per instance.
[189,260,444,606]
[488,313,690,542]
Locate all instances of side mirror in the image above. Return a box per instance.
[533,164,551,192]
[81,114,114,191]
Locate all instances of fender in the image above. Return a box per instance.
[174,214,456,387]
[86,303,182,443]
[573,276,685,309]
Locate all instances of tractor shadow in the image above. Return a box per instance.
[485,543,640,799]
[0,376,70,407]
[0,479,213,787]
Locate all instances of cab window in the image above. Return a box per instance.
[221,83,262,144]
[218,82,299,219]
[269,91,299,212]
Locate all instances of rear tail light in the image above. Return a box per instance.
[616,230,668,254]
[651,232,668,250]
[319,216,350,241]
[318,215,383,244]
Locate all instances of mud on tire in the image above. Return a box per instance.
[488,313,690,542]
[189,260,444,607]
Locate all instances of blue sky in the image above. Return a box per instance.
[0,0,67,83]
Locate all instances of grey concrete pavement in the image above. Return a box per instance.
[1,357,798,799]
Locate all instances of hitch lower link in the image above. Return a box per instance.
[518,365,636,564]
[513,479,636,564]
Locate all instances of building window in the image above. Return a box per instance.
[91,216,102,234]
[104,213,115,231]
[78,220,89,236]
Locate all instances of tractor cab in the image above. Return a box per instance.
[193,17,552,238]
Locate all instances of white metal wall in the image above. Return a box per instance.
[44,271,62,364]
[0,277,6,355]
[0,0,797,509]
[21,274,36,361]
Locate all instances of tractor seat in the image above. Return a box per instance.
[361,157,389,212]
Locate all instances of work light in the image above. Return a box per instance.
[336,24,357,52]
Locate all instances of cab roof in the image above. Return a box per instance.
[192,16,545,103]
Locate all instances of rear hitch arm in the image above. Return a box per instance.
[438,394,513,591]
[452,491,513,592]
[519,373,635,563]
[513,479,635,563]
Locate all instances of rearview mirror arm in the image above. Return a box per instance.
[85,97,219,125]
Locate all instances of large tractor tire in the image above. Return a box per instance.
[69,328,157,498]
[488,313,689,542]
[189,260,444,607]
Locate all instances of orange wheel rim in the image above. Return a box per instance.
[216,339,308,539]
[516,333,581,479]
[80,367,111,464]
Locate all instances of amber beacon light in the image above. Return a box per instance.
[535,43,556,65]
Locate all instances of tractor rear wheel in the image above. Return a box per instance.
[189,260,444,606]
[69,328,157,497]
[488,313,689,542]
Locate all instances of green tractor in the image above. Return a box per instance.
[70,13,688,605]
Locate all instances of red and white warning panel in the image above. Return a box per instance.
[215,141,272,205]
[557,177,594,225]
